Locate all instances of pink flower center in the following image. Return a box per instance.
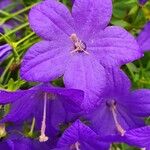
[70,33,89,55]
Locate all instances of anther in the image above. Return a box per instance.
[39,93,49,142]
[110,100,126,136]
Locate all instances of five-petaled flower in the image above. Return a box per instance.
[21,0,142,109]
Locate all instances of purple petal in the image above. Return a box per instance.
[124,90,150,117]
[0,44,12,62]
[1,89,39,123]
[21,41,70,82]
[57,120,110,150]
[0,0,11,9]
[88,26,142,67]
[72,0,112,40]
[138,0,148,5]
[64,54,106,110]
[29,0,74,41]
[124,126,150,148]
[137,22,150,52]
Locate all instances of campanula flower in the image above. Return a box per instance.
[55,120,110,150]
[137,22,150,52]
[0,84,84,143]
[85,68,150,136]
[0,44,12,62]
[21,0,141,109]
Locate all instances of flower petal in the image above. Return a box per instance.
[0,44,12,62]
[125,126,150,148]
[124,90,150,117]
[88,26,142,67]
[0,89,39,123]
[57,120,109,150]
[64,54,106,110]
[72,0,112,40]
[137,22,150,52]
[21,41,70,82]
[29,0,74,41]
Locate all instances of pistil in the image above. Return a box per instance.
[110,100,126,136]
[39,93,49,142]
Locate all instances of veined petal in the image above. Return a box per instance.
[137,22,150,52]
[124,126,150,148]
[21,41,70,82]
[29,0,75,41]
[57,120,110,150]
[0,89,39,123]
[88,26,142,67]
[64,54,106,110]
[0,44,12,62]
[124,90,150,117]
[72,0,112,40]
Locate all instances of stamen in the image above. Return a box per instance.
[70,33,89,55]
[39,93,49,142]
[75,142,80,150]
[70,141,80,150]
[110,101,126,136]
[0,124,6,138]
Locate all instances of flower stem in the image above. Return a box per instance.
[0,22,29,41]
[15,32,35,46]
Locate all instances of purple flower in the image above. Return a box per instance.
[0,84,84,143]
[0,44,12,62]
[55,120,110,150]
[21,0,141,109]
[137,22,150,52]
[85,68,150,136]
[138,0,148,5]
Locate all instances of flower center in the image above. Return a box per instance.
[70,33,89,55]
[39,93,49,142]
[106,100,126,136]
[70,141,80,150]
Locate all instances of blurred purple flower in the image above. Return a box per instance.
[0,84,84,143]
[137,22,150,52]
[138,0,148,5]
[0,44,12,62]
[0,0,11,9]
[21,0,141,109]
[55,120,110,150]
[85,68,150,136]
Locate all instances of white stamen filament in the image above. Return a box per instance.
[110,103,126,136]
[75,142,80,150]
[39,93,49,142]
